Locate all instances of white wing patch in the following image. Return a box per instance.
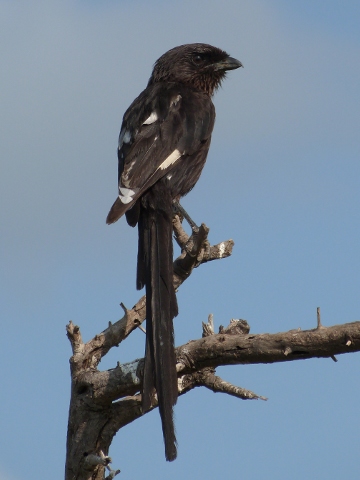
[143,112,158,125]
[118,187,135,204]
[158,149,182,171]
[123,130,131,143]
[118,128,131,149]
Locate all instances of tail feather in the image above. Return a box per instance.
[138,181,178,461]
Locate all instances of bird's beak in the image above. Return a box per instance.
[214,56,243,71]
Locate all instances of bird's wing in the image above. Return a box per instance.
[106,83,214,224]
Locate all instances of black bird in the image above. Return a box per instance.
[106,43,242,461]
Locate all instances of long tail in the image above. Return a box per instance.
[137,181,178,462]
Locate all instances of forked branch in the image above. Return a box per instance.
[65,218,360,480]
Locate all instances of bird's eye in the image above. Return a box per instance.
[192,54,204,66]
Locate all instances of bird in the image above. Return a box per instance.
[106,43,242,461]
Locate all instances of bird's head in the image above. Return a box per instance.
[148,43,242,95]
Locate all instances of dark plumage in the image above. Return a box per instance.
[106,43,242,461]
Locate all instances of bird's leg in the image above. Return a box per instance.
[172,200,199,233]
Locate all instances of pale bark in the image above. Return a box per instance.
[64,218,360,479]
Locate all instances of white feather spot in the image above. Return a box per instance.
[143,112,158,125]
[118,128,131,149]
[118,195,133,204]
[158,149,182,171]
[118,187,135,204]
[123,130,131,143]
[119,187,135,196]
[119,195,132,204]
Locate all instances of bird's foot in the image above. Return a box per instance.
[172,200,199,233]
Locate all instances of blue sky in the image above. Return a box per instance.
[1,1,360,478]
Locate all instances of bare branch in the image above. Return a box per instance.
[105,466,121,479]
[65,211,359,479]
[172,215,234,276]
[193,371,267,400]
[66,314,360,479]
[177,321,360,372]
[66,221,234,371]
[74,319,360,406]
[202,313,215,337]
[66,321,84,354]
[317,306,322,329]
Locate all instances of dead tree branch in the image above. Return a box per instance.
[66,313,360,480]
[66,218,234,377]
[65,218,360,479]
